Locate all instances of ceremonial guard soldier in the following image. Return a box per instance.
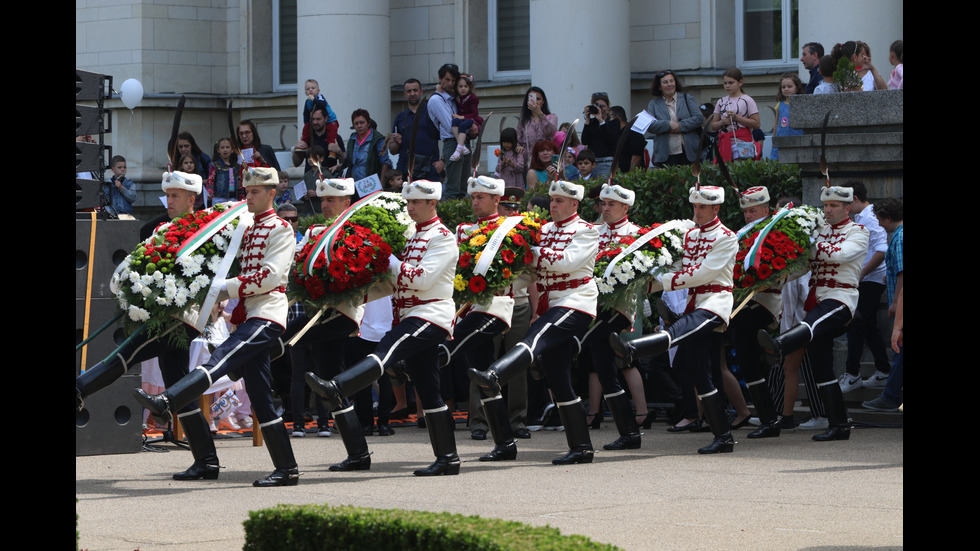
[579,183,647,451]
[135,167,301,486]
[610,186,739,454]
[440,176,526,462]
[283,177,375,472]
[77,171,222,481]
[470,180,600,465]
[758,185,869,442]
[306,180,462,476]
[726,186,786,439]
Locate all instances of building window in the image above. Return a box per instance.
[736,0,798,67]
[488,0,530,79]
[273,0,297,90]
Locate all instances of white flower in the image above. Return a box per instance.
[156,295,171,306]
[141,286,152,297]
[174,287,189,307]
[128,305,150,322]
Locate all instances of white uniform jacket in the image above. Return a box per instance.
[655,216,737,327]
[534,213,599,317]
[810,219,869,315]
[220,208,294,328]
[390,216,458,334]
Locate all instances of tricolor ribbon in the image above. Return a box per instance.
[176,201,249,259]
[304,190,385,276]
[197,210,253,332]
[741,206,791,273]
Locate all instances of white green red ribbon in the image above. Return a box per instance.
[304,191,384,276]
[472,215,525,277]
[196,214,251,332]
[742,206,791,272]
[176,201,249,259]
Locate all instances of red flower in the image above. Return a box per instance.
[468,275,487,293]
[501,249,516,264]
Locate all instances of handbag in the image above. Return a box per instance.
[728,115,757,160]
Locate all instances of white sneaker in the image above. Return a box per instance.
[838,374,863,393]
[747,417,761,427]
[797,417,829,430]
[862,370,889,388]
[317,426,332,437]
[236,415,253,429]
[218,415,241,431]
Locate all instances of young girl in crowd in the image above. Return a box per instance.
[709,68,761,162]
[449,74,484,161]
[769,73,804,161]
[887,40,903,89]
[208,137,240,205]
[493,127,527,189]
[525,139,559,188]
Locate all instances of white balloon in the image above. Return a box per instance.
[120,79,144,110]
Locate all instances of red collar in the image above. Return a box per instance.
[698,217,721,231]
[830,219,851,230]
[607,216,630,230]
[477,213,502,224]
[254,209,276,224]
[416,216,442,231]
[554,213,580,228]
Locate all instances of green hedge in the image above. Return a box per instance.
[243,504,621,551]
[522,160,802,230]
[304,160,800,236]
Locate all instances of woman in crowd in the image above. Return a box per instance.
[516,86,558,155]
[645,70,704,167]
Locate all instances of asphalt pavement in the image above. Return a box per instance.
[76,420,903,550]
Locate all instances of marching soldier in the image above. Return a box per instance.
[134,167,301,486]
[610,186,739,454]
[758,185,869,442]
[305,180,462,476]
[470,180,600,465]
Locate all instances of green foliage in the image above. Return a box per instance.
[833,57,862,92]
[436,197,474,231]
[243,504,622,551]
[297,213,326,236]
[520,162,802,230]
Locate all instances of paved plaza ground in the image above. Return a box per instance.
[76,421,903,550]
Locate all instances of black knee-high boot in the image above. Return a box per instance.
[328,402,371,471]
[76,358,129,412]
[812,381,851,442]
[746,379,781,439]
[757,323,812,366]
[254,420,300,487]
[602,390,641,450]
[172,409,221,480]
[698,391,735,454]
[468,344,532,396]
[414,407,460,476]
[306,355,384,404]
[552,399,595,465]
[133,367,213,421]
[609,331,671,369]
[479,394,517,461]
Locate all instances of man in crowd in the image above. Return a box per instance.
[842,181,890,392]
[802,42,825,94]
[427,63,477,199]
[389,78,442,182]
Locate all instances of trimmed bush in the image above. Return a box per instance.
[521,160,802,230]
[243,504,621,551]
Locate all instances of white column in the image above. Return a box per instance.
[529,0,630,135]
[296,0,392,138]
